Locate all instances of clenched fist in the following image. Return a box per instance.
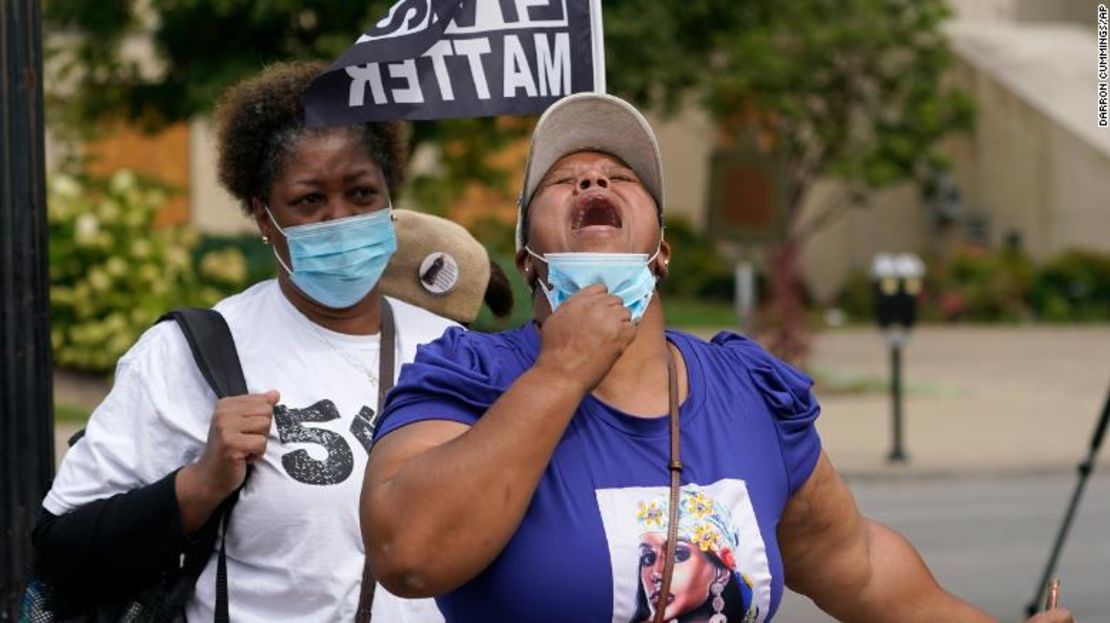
[535,284,635,393]
[176,390,279,532]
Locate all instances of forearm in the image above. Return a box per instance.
[365,364,586,597]
[33,470,203,607]
[175,462,230,533]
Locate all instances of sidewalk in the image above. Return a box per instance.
[52,370,108,464]
[804,325,1110,478]
[53,326,1110,476]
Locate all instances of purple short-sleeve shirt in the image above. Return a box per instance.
[375,324,821,623]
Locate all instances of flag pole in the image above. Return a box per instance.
[589,0,606,93]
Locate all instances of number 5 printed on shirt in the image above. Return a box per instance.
[274,400,355,485]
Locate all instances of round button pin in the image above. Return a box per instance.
[418,252,460,295]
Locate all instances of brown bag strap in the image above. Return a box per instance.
[653,348,683,623]
[376,298,397,415]
[355,298,396,623]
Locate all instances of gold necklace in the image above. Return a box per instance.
[307,322,378,385]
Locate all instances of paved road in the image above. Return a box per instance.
[775,471,1110,622]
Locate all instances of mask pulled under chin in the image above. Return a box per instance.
[525,248,659,322]
[266,206,397,309]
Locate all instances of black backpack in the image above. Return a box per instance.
[23,309,245,623]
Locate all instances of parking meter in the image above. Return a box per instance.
[871,253,925,332]
[871,253,926,463]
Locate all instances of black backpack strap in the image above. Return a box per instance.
[158,308,247,623]
[69,309,247,448]
[213,490,239,623]
[159,308,247,398]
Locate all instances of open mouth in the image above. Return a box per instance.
[648,591,675,607]
[571,194,622,230]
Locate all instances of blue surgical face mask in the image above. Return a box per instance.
[525,247,660,322]
[266,206,396,309]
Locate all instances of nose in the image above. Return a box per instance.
[577,168,609,192]
[650,552,665,579]
[321,197,368,222]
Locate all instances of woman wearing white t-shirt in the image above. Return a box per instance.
[33,61,508,622]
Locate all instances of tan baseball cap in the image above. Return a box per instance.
[381,209,491,324]
[516,92,664,249]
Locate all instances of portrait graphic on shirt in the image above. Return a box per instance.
[596,480,771,623]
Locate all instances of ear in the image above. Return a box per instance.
[654,237,672,281]
[514,248,535,289]
[717,546,738,572]
[713,563,731,586]
[251,197,270,235]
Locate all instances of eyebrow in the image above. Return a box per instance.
[343,168,376,183]
[290,179,323,188]
[542,161,636,182]
[289,169,376,188]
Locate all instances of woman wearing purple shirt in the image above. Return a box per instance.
[362,93,1073,623]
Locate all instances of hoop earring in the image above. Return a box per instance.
[708,579,727,623]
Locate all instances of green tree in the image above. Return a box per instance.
[47,0,972,361]
[45,0,522,206]
[697,1,974,360]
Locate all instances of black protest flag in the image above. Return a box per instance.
[304,0,605,126]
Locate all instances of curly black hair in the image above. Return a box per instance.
[214,61,409,214]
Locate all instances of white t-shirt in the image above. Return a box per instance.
[45,280,452,623]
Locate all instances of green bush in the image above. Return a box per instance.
[834,268,875,322]
[471,251,534,333]
[659,217,733,301]
[925,246,1035,322]
[194,232,275,289]
[829,246,1110,324]
[466,215,517,260]
[1030,249,1110,322]
[49,170,247,373]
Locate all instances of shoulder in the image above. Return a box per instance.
[707,332,822,495]
[382,325,527,427]
[395,324,533,395]
[119,313,193,371]
[705,331,819,420]
[121,280,277,370]
[411,324,520,373]
[118,282,280,390]
[211,279,278,327]
[111,307,228,409]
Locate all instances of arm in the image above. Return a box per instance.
[364,285,633,597]
[778,451,991,622]
[32,470,212,608]
[34,390,278,605]
[779,451,1073,623]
